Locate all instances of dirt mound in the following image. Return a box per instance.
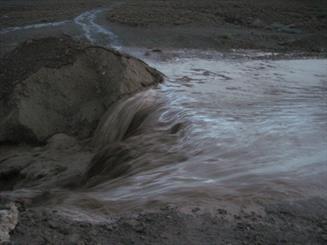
[0,36,163,144]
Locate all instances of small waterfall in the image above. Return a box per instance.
[93,89,163,148]
[84,88,188,187]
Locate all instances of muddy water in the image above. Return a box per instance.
[64,50,326,212]
[1,9,327,213]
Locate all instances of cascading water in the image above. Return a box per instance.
[71,49,327,210]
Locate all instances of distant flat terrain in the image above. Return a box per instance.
[105,0,327,52]
[0,0,110,28]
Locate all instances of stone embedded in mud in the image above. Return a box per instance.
[0,202,18,243]
[46,133,78,151]
[0,36,163,144]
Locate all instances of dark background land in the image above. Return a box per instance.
[106,0,327,52]
[1,0,327,52]
[0,0,109,28]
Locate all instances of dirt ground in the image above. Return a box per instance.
[1,0,327,53]
[6,198,327,245]
[0,0,110,28]
[106,0,327,52]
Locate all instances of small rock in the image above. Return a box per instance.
[134,224,145,234]
[251,18,265,28]
[152,48,162,53]
[218,208,227,215]
[46,133,77,150]
[0,203,19,243]
[48,220,58,229]
[268,22,302,34]
[234,215,241,220]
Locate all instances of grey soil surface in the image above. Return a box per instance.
[6,198,327,245]
[0,0,110,28]
[106,0,327,52]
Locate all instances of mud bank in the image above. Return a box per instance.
[0,0,112,29]
[7,198,327,245]
[0,36,163,242]
[106,0,327,53]
[0,36,162,143]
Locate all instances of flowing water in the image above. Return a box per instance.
[70,50,327,212]
[1,8,327,213]
[74,8,122,49]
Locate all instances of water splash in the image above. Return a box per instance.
[93,90,163,147]
[79,52,327,205]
